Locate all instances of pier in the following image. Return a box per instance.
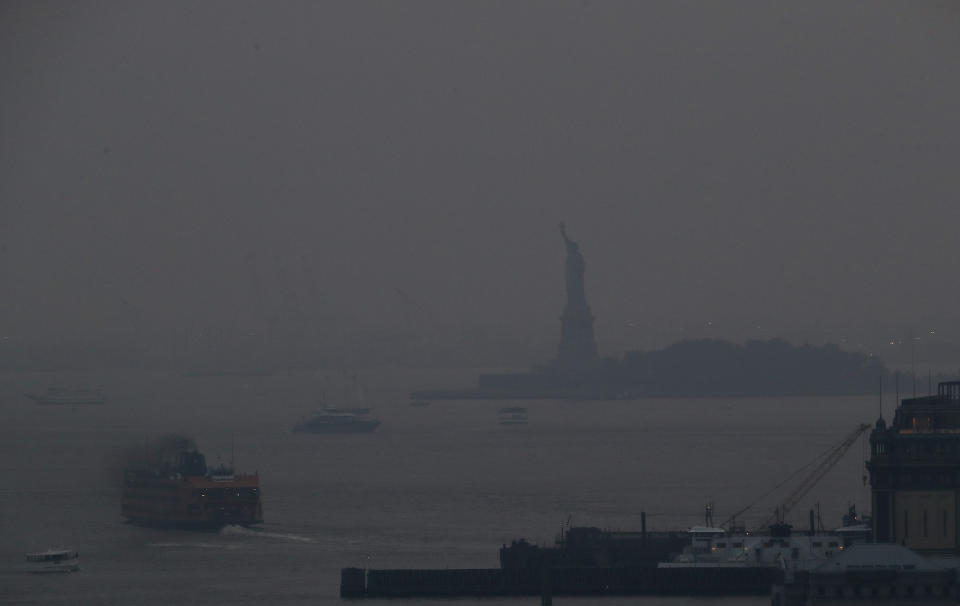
[340,565,778,598]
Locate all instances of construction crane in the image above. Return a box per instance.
[721,423,872,530]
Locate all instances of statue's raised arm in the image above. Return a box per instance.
[559,221,579,255]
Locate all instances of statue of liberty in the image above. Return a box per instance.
[555,222,598,370]
[559,222,588,312]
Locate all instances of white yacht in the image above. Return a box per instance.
[25,549,80,573]
[293,408,381,434]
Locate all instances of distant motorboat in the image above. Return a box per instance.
[25,387,105,405]
[498,406,528,425]
[293,408,381,434]
[182,369,274,378]
[322,406,373,415]
[25,549,80,573]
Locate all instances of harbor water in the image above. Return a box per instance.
[0,368,881,605]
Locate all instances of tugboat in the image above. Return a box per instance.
[121,445,262,529]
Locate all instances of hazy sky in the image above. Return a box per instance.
[2,1,959,356]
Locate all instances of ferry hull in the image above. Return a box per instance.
[124,516,259,531]
[122,472,263,530]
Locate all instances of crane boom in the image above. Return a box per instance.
[758,423,871,530]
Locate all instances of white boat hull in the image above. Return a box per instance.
[27,560,80,573]
[25,549,80,573]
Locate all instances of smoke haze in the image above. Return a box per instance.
[2,1,959,367]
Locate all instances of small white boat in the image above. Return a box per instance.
[658,520,868,571]
[25,549,80,573]
[25,387,105,405]
[498,406,528,425]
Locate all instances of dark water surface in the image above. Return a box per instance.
[0,369,881,605]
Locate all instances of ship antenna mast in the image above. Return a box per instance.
[895,371,899,412]
[879,375,882,419]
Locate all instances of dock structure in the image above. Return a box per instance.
[341,522,776,598]
[771,543,960,605]
[340,566,778,598]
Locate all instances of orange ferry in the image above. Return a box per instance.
[122,448,263,529]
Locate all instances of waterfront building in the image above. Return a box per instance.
[867,381,960,554]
